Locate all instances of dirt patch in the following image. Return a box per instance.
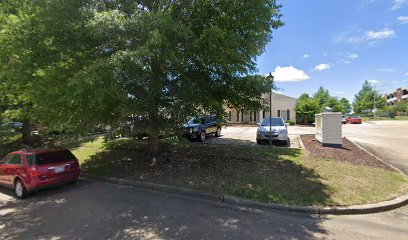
[300,134,394,171]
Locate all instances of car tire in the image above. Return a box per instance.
[256,140,262,145]
[215,127,221,137]
[199,131,206,142]
[14,179,27,199]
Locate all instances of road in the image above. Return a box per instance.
[1,179,408,240]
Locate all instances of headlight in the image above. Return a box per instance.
[192,127,198,132]
[189,128,193,133]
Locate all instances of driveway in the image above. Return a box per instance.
[342,121,408,175]
[206,125,313,148]
[1,179,407,240]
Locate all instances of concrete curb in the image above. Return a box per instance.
[81,173,408,215]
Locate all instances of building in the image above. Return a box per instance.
[225,92,297,124]
[384,87,408,106]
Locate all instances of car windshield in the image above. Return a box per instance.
[187,117,205,124]
[34,150,76,165]
[261,118,284,126]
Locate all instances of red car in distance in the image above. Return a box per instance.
[346,116,363,124]
[0,148,80,198]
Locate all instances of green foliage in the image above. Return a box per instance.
[339,98,352,114]
[0,0,283,144]
[295,96,320,124]
[296,87,346,123]
[353,81,385,114]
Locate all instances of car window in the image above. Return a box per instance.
[3,154,22,165]
[261,118,284,126]
[26,155,35,165]
[35,150,76,165]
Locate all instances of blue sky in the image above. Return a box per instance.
[256,0,408,102]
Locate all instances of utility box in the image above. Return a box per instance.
[315,112,342,148]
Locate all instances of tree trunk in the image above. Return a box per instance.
[21,120,31,144]
[147,58,162,159]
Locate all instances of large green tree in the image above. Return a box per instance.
[339,97,352,114]
[353,81,385,114]
[0,0,283,155]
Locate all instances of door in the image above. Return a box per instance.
[0,154,22,187]
[205,116,217,134]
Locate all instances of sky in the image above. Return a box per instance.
[256,0,408,102]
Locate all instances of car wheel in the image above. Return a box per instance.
[256,140,262,145]
[199,131,206,142]
[215,127,221,137]
[14,179,27,199]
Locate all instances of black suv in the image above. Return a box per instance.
[182,116,222,142]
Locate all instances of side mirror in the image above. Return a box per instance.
[256,123,261,126]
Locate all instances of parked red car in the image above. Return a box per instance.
[0,148,80,198]
[346,116,362,124]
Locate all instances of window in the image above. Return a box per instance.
[4,154,22,165]
[253,111,257,122]
[236,111,240,122]
[277,110,281,117]
[263,109,266,118]
[228,111,232,121]
[287,110,290,121]
[249,112,252,121]
[35,150,76,165]
[26,155,34,165]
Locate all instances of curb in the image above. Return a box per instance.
[81,173,408,215]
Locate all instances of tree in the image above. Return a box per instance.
[339,98,352,114]
[313,87,331,107]
[295,95,320,124]
[0,0,283,156]
[325,97,345,113]
[353,81,385,114]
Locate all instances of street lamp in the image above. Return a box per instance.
[267,72,274,147]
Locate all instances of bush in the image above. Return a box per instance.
[285,120,295,125]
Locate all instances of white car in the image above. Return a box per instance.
[256,117,289,145]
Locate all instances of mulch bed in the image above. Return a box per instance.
[300,134,394,171]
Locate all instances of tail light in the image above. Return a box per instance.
[27,167,39,177]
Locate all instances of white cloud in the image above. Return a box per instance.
[376,68,395,72]
[391,0,408,10]
[338,59,351,64]
[303,54,309,58]
[271,66,310,82]
[405,72,408,76]
[335,91,345,95]
[313,63,331,71]
[366,28,396,40]
[398,16,408,23]
[367,79,380,84]
[346,53,359,59]
[335,28,396,45]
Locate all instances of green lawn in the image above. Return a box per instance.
[362,116,408,121]
[73,138,408,206]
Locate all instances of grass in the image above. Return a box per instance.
[362,116,408,121]
[74,138,408,206]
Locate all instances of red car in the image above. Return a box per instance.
[0,148,80,198]
[346,116,362,124]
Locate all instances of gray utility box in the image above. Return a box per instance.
[315,112,342,148]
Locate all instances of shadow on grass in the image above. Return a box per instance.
[82,139,332,206]
[0,179,328,240]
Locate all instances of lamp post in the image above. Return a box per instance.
[267,72,274,147]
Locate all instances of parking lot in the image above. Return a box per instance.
[206,124,314,148]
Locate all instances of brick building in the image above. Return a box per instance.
[384,87,408,106]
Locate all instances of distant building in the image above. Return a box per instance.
[225,92,297,124]
[384,87,408,106]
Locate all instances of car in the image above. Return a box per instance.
[341,116,347,124]
[0,148,80,198]
[256,117,289,145]
[182,116,222,142]
[1,122,23,129]
[346,116,362,124]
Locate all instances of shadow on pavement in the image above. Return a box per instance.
[0,179,329,240]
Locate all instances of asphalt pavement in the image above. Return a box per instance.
[1,179,408,240]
